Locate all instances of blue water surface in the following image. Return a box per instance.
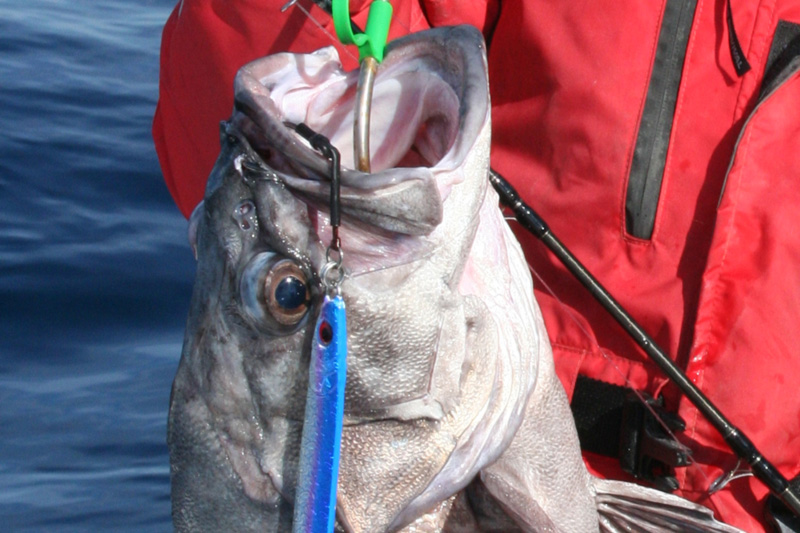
[0,1,192,530]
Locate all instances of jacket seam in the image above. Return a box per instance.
[685,112,755,452]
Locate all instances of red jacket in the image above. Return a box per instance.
[153,1,800,530]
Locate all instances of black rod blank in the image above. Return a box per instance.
[488,169,800,517]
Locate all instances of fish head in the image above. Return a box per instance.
[169,25,541,532]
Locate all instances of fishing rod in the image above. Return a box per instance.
[488,169,800,518]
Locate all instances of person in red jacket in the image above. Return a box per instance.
[153,1,800,530]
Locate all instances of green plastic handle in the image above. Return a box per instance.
[332,0,393,62]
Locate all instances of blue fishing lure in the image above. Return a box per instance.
[293,294,347,533]
[285,120,347,533]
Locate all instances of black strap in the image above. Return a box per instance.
[570,375,690,491]
[727,0,752,76]
[571,376,628,458]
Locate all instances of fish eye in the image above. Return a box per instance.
[240,253,312,331]
[264,261,310,325]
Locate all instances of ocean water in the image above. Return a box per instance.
[0,1,192,530]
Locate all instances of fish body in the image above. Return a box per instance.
[169,26,742,533]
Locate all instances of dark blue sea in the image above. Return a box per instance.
[0,1,192,530]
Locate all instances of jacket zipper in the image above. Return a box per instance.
[625,0,699,239]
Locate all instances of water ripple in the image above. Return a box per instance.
[1,0,186,530]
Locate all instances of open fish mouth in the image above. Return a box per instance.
[237,46,461,172]
[229,26,490,242]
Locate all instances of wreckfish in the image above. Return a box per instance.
[168,26,742,532]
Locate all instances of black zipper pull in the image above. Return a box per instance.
[727,0,752,76]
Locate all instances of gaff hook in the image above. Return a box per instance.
[353,57,377,173]
[332,0,393,172]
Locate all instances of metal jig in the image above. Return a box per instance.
[293,293,347,533]
[286,122,348,533]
